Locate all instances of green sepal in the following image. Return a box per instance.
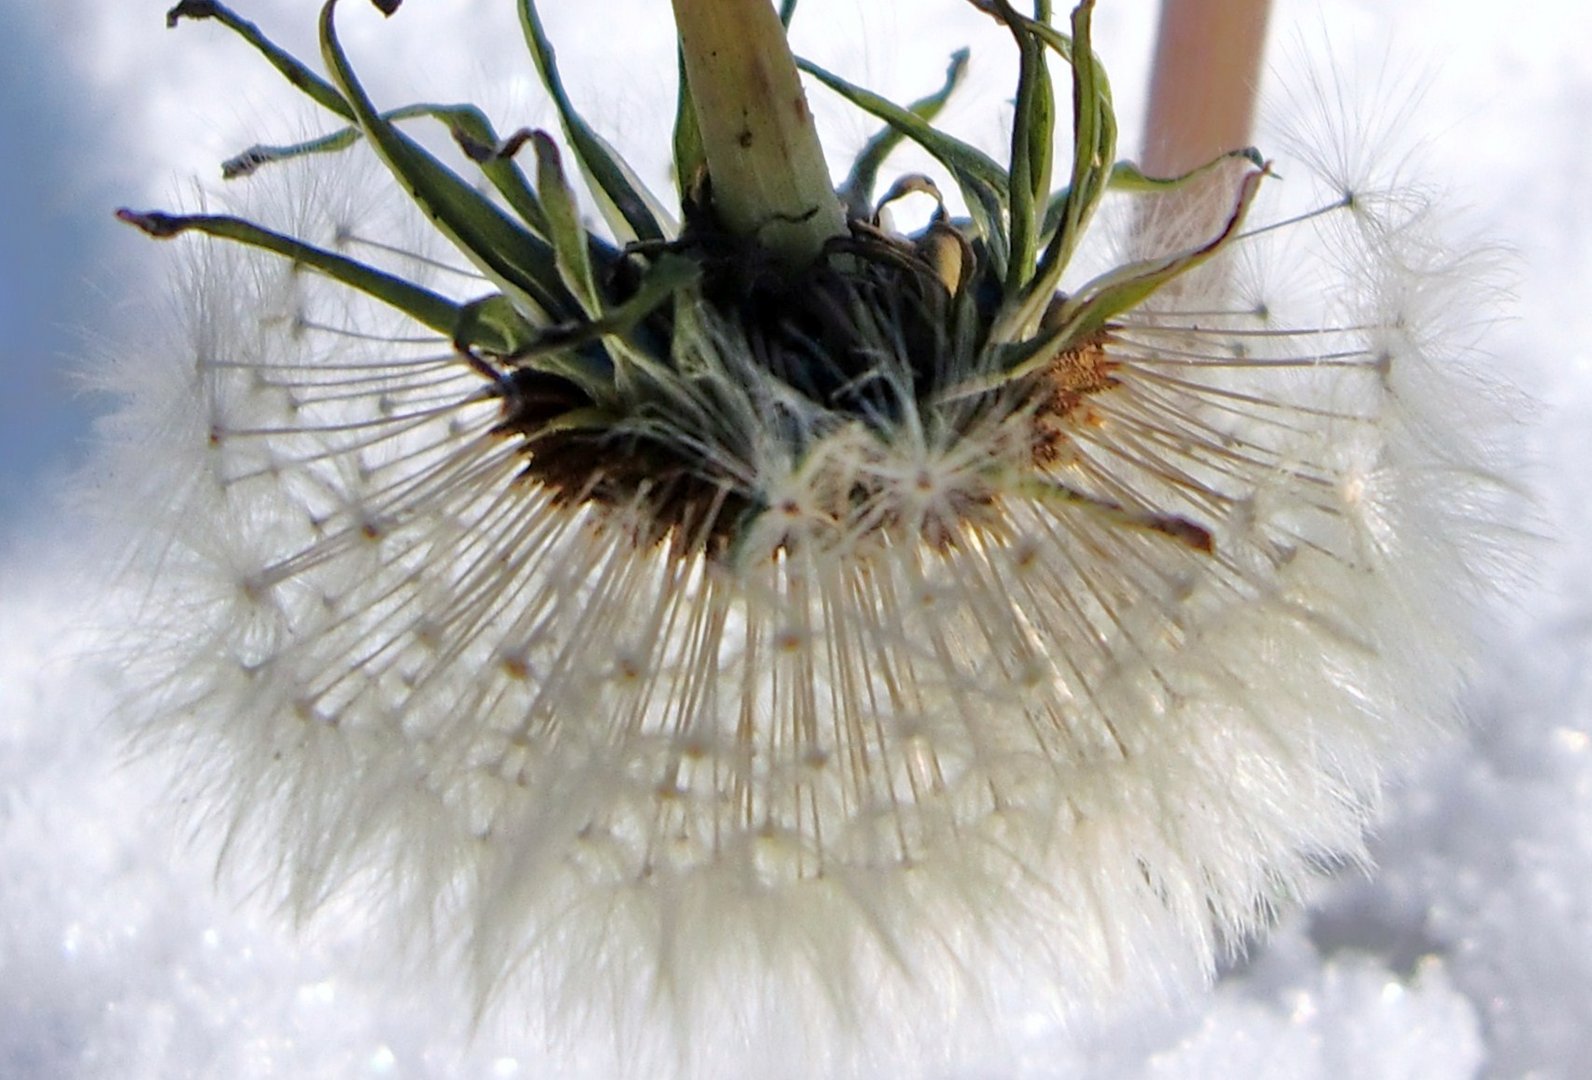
[166,1,353,121]
[510,253,701,375]
[1035,147,1267,239]
[456,294,613,396]
[453,294,543,359]
[218,102,558,244]
[839,48,969,220]
[1106,148,1266,193]
[1048,166,1266,344]
[222,122,373,180]
[114,208,504,348]
[993,0,1117,343]
[1035,0,1115,291]
[434,117,552,240]
[531,131,602,318]
[671,47,707,207]
[990,0,1055,296]
[799,56,1011,275]
[318,0,575,323]
[517,0,673,244]
[180,0,558,249]
[997,165,1268,383]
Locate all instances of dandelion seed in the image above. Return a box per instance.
[97,0,1510,1069]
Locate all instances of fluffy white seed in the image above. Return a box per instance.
[93,70,1511,1073]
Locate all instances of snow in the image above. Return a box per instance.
[2,0,1590,1076]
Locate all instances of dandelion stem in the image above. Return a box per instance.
[670,0,846,268]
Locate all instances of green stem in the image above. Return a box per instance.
[671,0,846,267]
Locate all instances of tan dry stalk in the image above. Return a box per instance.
[1139,0,1272,247]
[1142,0,1272,176]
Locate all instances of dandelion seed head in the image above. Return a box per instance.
[92,2,1519,1070]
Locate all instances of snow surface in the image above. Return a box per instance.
[2,0,1589,1076]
